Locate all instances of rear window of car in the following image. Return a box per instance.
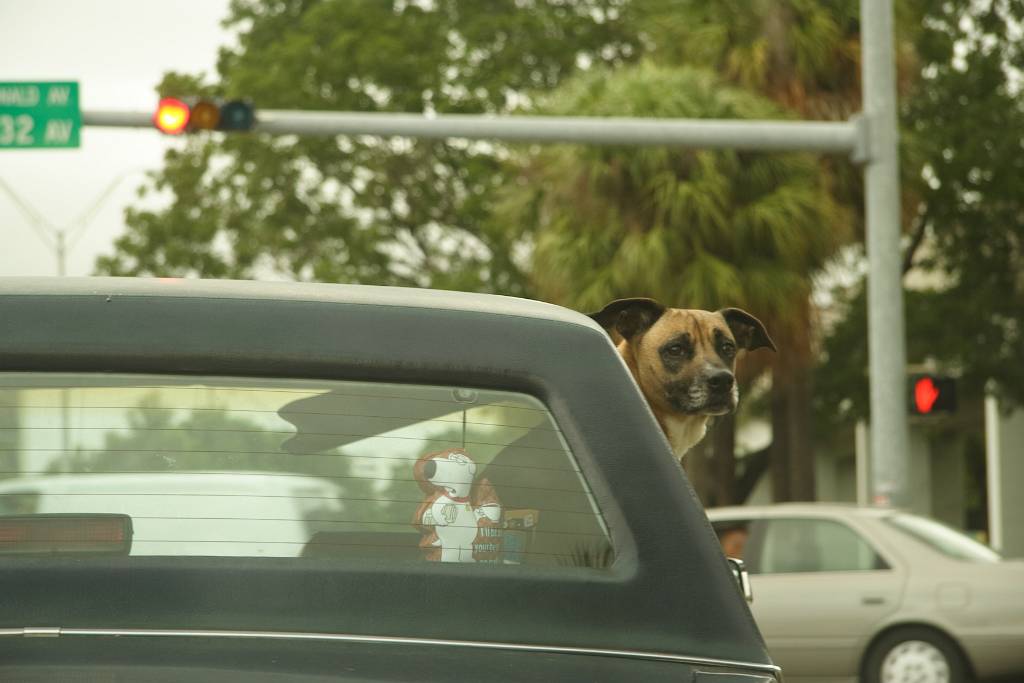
[885,513,1000,563]
[0,373,612,568]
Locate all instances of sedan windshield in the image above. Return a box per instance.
[886,513,1001,563]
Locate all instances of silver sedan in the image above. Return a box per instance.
[707,503,1024,683]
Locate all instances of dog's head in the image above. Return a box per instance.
[589,298,775,418]
[420,450,477,500]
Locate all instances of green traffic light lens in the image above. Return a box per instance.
[218,100,255,131]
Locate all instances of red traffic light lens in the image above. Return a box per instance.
[914,377,940,414]
[154,97,190,135]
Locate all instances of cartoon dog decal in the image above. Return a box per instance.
[412,448,502,563]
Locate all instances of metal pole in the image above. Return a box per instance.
[83,109,862,154]
[861,0,910,507]
[55,230,66,277]
[854,420,870,505]
[984,381,1003,551]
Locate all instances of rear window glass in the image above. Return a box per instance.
[0,373,612,568]
[886,513,1000,563]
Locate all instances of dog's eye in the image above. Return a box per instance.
[720,342,736,357]
[666,343,685,356]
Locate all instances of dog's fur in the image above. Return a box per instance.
[589,298,776,460]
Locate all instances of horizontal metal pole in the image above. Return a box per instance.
[83,110,154,128]
[83,109,860,154]
[256,110,860,152]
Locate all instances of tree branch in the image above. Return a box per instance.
[735,445,770,504]
[902,216,928,275]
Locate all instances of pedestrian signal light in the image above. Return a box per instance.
[153,98,256,134]
[909,374,956,415]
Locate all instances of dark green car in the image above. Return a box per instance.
[0,277,777,682]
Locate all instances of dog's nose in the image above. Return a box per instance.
[708,370,734,392]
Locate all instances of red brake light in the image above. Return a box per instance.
[0,515,133,555]
[154,97,190,135]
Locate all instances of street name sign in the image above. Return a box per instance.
[0,81,80,149]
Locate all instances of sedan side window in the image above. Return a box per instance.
[760,518,888,574]
[711,519,768,574]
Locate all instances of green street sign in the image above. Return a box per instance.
[0,81,80,149]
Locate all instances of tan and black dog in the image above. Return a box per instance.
[589,298,776,460]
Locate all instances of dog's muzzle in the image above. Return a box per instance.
[666,370,737,415]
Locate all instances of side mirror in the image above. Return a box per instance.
[726,557,753,603]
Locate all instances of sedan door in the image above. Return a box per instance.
[715,517,906,681]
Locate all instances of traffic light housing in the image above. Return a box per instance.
[908,374,957,415]
[154,97,255,135]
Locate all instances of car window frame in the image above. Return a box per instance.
[711,514,894,576]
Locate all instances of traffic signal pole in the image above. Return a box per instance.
[861,0,910,508]
[79,1,909,508]
[84,108,863,153]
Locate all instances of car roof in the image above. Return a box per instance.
[0,276,601,331]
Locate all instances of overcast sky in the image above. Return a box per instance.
[0,0,233,277]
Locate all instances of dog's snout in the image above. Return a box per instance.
[707,370,734,392]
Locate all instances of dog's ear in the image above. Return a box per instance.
[718,308,777,352]
[588,298,666,341]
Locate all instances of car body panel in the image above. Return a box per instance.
[749,569,904,679]
[0,630,776,683]
[0,277,776,680]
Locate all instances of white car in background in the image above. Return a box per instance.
[707,503,1024,683]
[0,472,344,557]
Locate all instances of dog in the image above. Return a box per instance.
[589,298,776,460]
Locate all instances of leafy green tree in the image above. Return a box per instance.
[97,0,641,295]
[902,0,1024,402]
[615,1,875,503]
[630,0,864,118]
[818,0,1024,424]
[812,0,1023,535]
[615,1,927,504]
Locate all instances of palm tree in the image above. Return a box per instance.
[632,0,866,119]
[616,1,921,503]
[496,63,850,503]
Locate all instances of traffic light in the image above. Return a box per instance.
[153,98,189,135]
[909,374,957,415]
[153,97,255,135]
